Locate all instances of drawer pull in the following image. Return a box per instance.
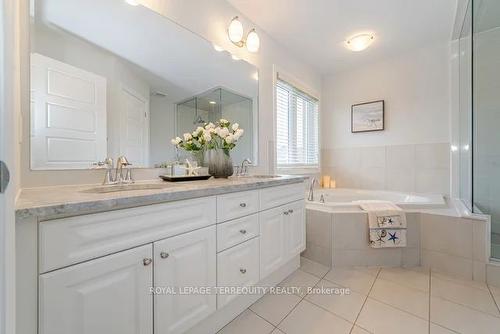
[143,258,152,266]
[239,229,247,234]
[239,203,247,208]
[160,252,169,259]
[283,211,289,215]
[288,209,294,214]
[240,268,247,274]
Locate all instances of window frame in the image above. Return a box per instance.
[273,68,320,175]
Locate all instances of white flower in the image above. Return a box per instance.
[183,133,192,141]
[171,137,182,145]
[232,123,239,131]
[234,128,244,140]
[203,131,212,142]
[205,122,215,129]
[225,134,235,144]
[217,127,230,138]
[219,118,228,124]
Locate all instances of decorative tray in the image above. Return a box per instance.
[159,174,212,182]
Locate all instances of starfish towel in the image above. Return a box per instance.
[354,200,407,248]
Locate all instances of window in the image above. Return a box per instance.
[276,78,319,168]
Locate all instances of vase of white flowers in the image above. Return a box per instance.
[171,119,244,178]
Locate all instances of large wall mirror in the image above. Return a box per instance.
[30,0,258,170]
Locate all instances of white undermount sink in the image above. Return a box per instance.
[82,183,173,194]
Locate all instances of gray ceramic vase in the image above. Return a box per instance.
[205,149,234,178]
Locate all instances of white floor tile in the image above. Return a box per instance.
[218,309,274,334]
[352,266,380,277]
[378,267,430,292]
[356,298,429,334]
[305,279,366,322]
[323,268,377,295]
[250,293,302,326]
[430,323,458,334]
[433,271,490,291]
[300,257,330,278]
[279,269,321,297]
[489,285,500,310]
[271,328,285,334]
[431,297,500,334]
[369,278,429,319]
[431,275,499,316]
[278,300,353,334]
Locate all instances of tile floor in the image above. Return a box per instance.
[217,257,500,334]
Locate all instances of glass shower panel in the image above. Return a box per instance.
[473,0,500,258]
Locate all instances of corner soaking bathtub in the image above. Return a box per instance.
[306,188,446,212]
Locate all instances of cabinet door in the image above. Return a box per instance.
[39,244,153,334]
[286,200,306,257]
[154,226,216,334]
[259,206,286,279]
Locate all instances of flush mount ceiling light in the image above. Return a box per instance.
[125,0,139,6]
[345,33,374,52]
[227,16,260,53]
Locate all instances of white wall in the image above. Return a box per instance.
[321,42,452,194]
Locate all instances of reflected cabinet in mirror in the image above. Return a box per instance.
[30,0,258,170]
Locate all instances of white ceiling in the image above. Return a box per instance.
[227,0,458,74]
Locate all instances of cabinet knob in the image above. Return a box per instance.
[160,252,169,259]
[283,211,289,215]
[143,258,152,266]
[239,203,247,208]
[239,229,247,234]
[288,209,294,214]
[240,268,247,274]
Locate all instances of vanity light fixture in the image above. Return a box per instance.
[227,16,260,53]
[345,33,374,52]
[125,0,139,6]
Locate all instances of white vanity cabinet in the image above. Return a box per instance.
[260,200,306,279]
[39,244,153,334]
[153,226,216,334]
[18,180,306,334]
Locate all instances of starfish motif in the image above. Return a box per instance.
[388,232,398,243]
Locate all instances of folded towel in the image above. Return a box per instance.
[355,200,407,248]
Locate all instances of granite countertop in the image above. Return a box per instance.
[16,175,307,220]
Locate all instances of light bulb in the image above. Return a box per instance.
[231,54,240,61]
[228,16,244,43]
[345,33,374,52]
[246,29,260,53]
[125,0,139,6]
[213,44,224,52]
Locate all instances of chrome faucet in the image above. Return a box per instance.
[307,177,318,201]
[93,156,133,185]
[236,158,252,176]
[115,156,132,184]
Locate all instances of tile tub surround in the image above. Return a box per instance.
[304,209,492,282]
[15,175,307,220]
[219,258,500,334]
[321,142,450,195]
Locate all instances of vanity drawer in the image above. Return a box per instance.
[260,182,305,211]
[217,190,259,222]
[39,197,216,273]
[217,214,259,252]
[217,237,260,308]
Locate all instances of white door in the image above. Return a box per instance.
[154,226,216,334]
[30,53,107,169]
[120,86,149,167]
[259,206,286,279]
[39,245,153,334]
[286,200,306,257]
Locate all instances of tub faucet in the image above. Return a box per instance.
[308,177,318,201]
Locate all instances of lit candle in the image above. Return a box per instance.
[322,175,331,188]
[330,179,336,188]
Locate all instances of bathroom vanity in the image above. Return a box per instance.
[15,176,306,334]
